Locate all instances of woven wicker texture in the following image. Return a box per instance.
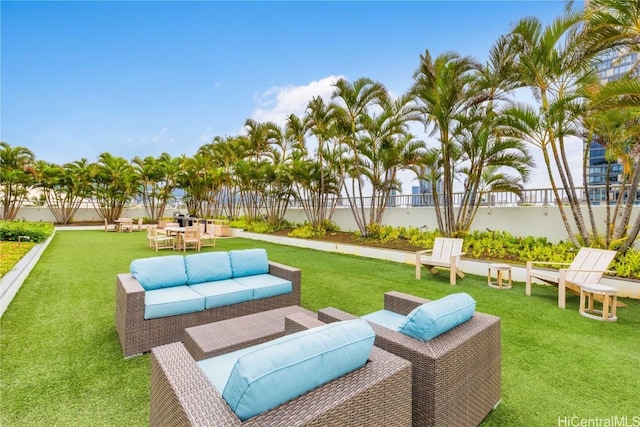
[116,261,301,357]
[150,315,412,426]
[318,291,502,427]
[183,306,315,360]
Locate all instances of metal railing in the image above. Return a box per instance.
[287,186,638,209]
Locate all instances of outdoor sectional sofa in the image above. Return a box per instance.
[115,248,301,357]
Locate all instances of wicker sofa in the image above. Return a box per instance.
[150,312,412,427]
[115,250,301,357]
[318,291,502,427]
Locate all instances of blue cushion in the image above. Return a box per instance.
[197,342,266,395]
[229,249,269,278]
[397,293,476,341]
[362,309,407,331]
[189,279,253,309]
[130,255,187,291]
[144,286,205,319]
[219,319,375,421]
[232,274,292,300]
[184,252,232,285]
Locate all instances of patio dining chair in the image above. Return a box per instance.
[198,222,216,248]
[118,218,134,233]
[177,225,201,252]
[148,225,174,251]
[104,218,117,232]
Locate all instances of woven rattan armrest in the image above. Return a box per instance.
[115,273,145,355]
[384,291,430,315]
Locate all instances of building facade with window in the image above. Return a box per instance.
[587,47,638,204]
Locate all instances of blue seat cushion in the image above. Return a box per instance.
[189,279,253,309]
[397,293,476,341]
[184,252,232,285]
[130,255,187,291]
[197,319,374,421]
[362,309,407,331]
[144,286,205,320]
[229,249,269,278]
[232,274,292,300]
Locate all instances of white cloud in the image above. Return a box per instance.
[250,75,345,127]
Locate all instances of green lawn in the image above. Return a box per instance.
[1,231,639,426]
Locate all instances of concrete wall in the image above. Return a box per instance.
[12,204,640,245]
[284,205,639,245]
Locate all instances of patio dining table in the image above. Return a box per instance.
[163,226,185,249]
[114,218,133,233]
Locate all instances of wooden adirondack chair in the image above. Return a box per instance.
[526,247,625,309]
[415,237,465,285]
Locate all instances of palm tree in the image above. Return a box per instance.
[178,152,222,218]
[411,49,482,236]
[417,147,445,232]
[455,109,534,232]
[89,153,137,221]
[359,93,425,226]
[35,159,91,224]
[132,153,181,221]
[0,142,36,220]
[331,77,389,236]
[303,96,341,228]
[580,0,640,73]
[583,104,640,249]
[207,136,251,220]
[506,12,598,246]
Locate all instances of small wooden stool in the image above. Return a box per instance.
[579,284,618,322]
[488,263,512,289]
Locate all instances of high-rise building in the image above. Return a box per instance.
[586,47,638,203]
[411,175,441,207]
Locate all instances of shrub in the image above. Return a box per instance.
[228,217,283,234]
[0,221,55,243]
[288,224,327,239]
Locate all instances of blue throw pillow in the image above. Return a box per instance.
[397,293,476,341]
[184,252,232,285]
[130,255,187,291]
[228,249,269,278]
[222,319,375,421]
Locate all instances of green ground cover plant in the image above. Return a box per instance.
[0,241,35,277]
[1,231,638,426]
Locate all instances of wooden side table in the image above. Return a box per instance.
[579,283,618,322]
[488,263,512,289]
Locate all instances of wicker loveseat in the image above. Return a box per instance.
[150,312,412,426]
[116,249,301,357]
[318,291,501,427]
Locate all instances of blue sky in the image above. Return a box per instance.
[2,1,572,189]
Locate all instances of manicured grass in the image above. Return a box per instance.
[1,231,639,426]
